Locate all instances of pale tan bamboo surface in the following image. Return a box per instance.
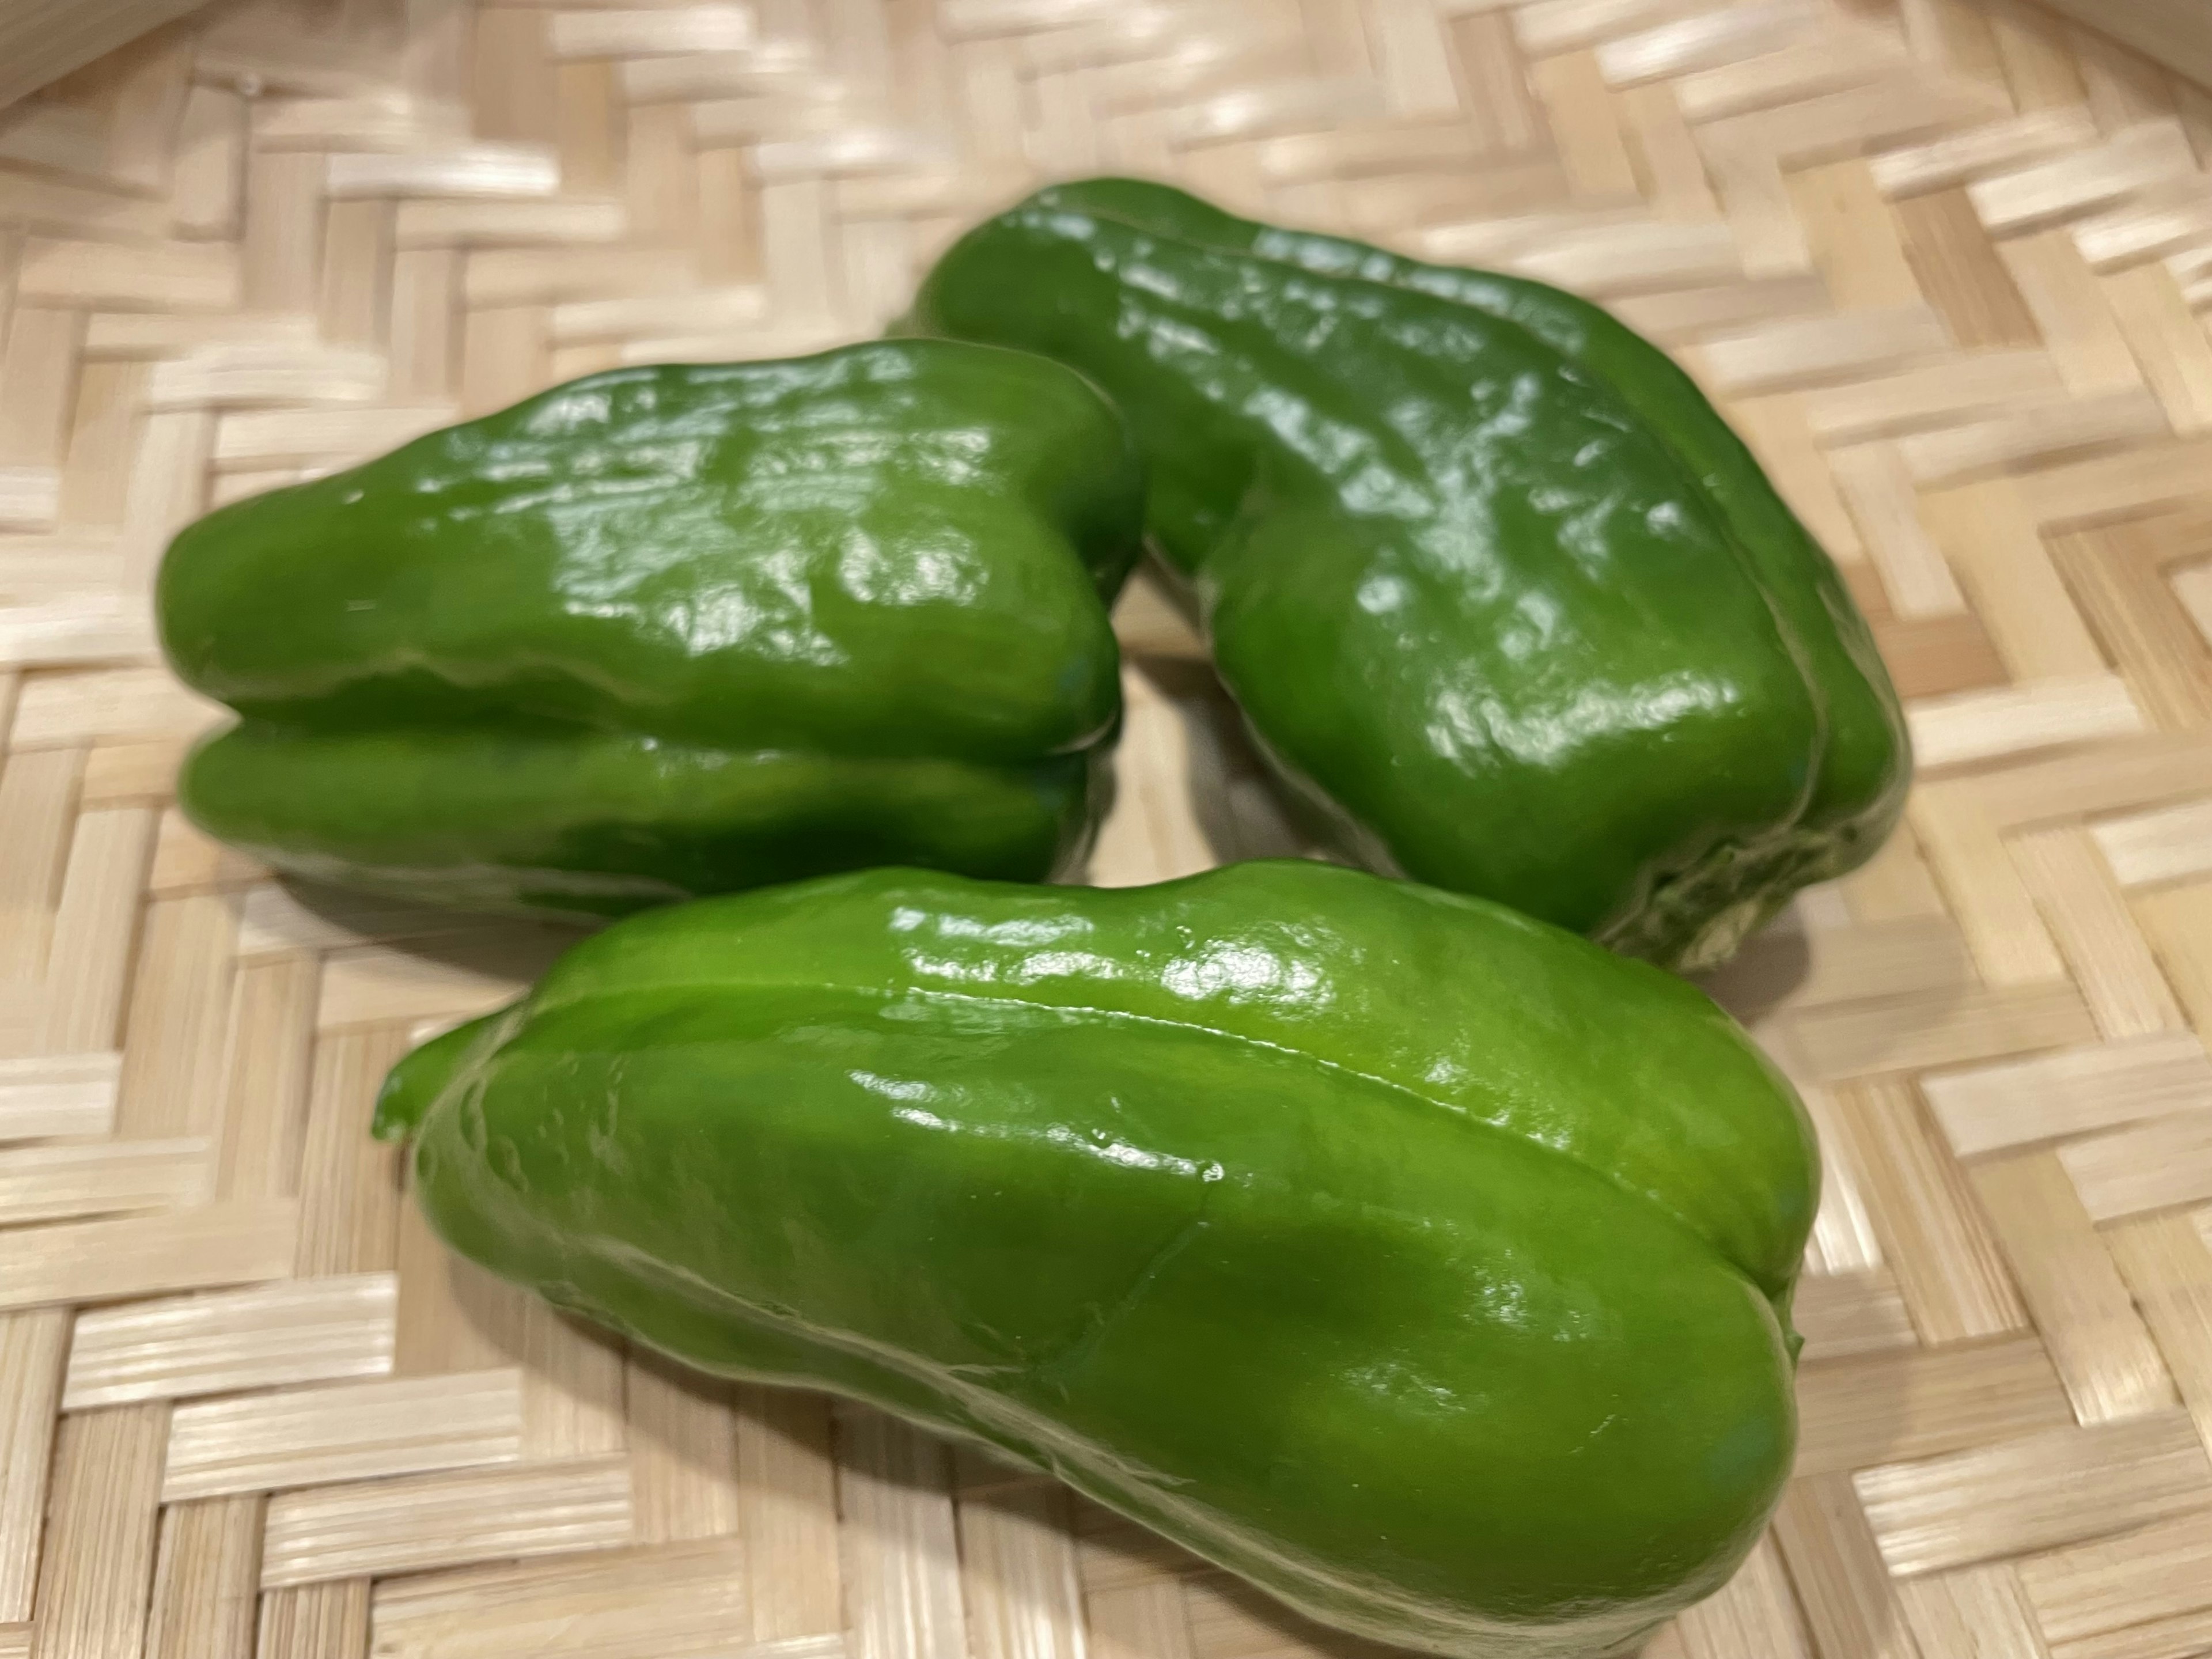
[0,0,211,115]
[5,1,2212,1656]
[2029,1,2212,96]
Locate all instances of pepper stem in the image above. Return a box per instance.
[371,1010,506,1141]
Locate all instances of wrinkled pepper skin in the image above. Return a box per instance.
[157,340,1145,921]
[377,860,1817,1659]
[906,180,1911,969]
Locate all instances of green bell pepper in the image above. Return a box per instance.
[376,859,1816,1659]
[906,180,1911,969]
[157,340,1144,921]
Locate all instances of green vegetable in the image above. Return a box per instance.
[377,859,1816,1659]
[906,179,1910,969]
[157,340,1144,921]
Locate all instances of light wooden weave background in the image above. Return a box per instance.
[6,0,2212,1655]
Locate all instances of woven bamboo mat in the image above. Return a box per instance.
[4,0,2212,1654]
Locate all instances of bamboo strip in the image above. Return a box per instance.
[2059,1112,2212,1220]
[258,1458,634,1589]
[30,1404,170,1659]
[2093,796,2212,887]
[1856,1410,2212,1577]
[2020,1499,2212,1653]
[1907,675,2145,770]
[0,1312,67,1622]
[143,1496,262,1659]
[1896,1565,2050,1659]
[837,1409,968,1659]
[1793,1266,1922,1361]
[1794,1334,2073,1476]
[0,1201,297,1313]
[1771,1474,1916,1659]
[628,1353,741,1546]
[367,1540,779,1659]
[1923,1031,2212,1158]
[2108,1213,2212,1452]
[2011,825,2187,1040]
[0,1137,211,1227]
[1671,1536,1815,1659]
[160,1369,522,1501]
[738,1387,843,1641]
[63,1274,396,1411]
[1970,1150,2179,1421]
[959,1483,1088,1659]
[0,1053,118,1143]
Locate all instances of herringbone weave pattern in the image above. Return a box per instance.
[5,0,2212,1654]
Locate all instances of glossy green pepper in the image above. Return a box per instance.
[157,340,1144,921]
[376,859,1816,1659]
[906,180,1910,969]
